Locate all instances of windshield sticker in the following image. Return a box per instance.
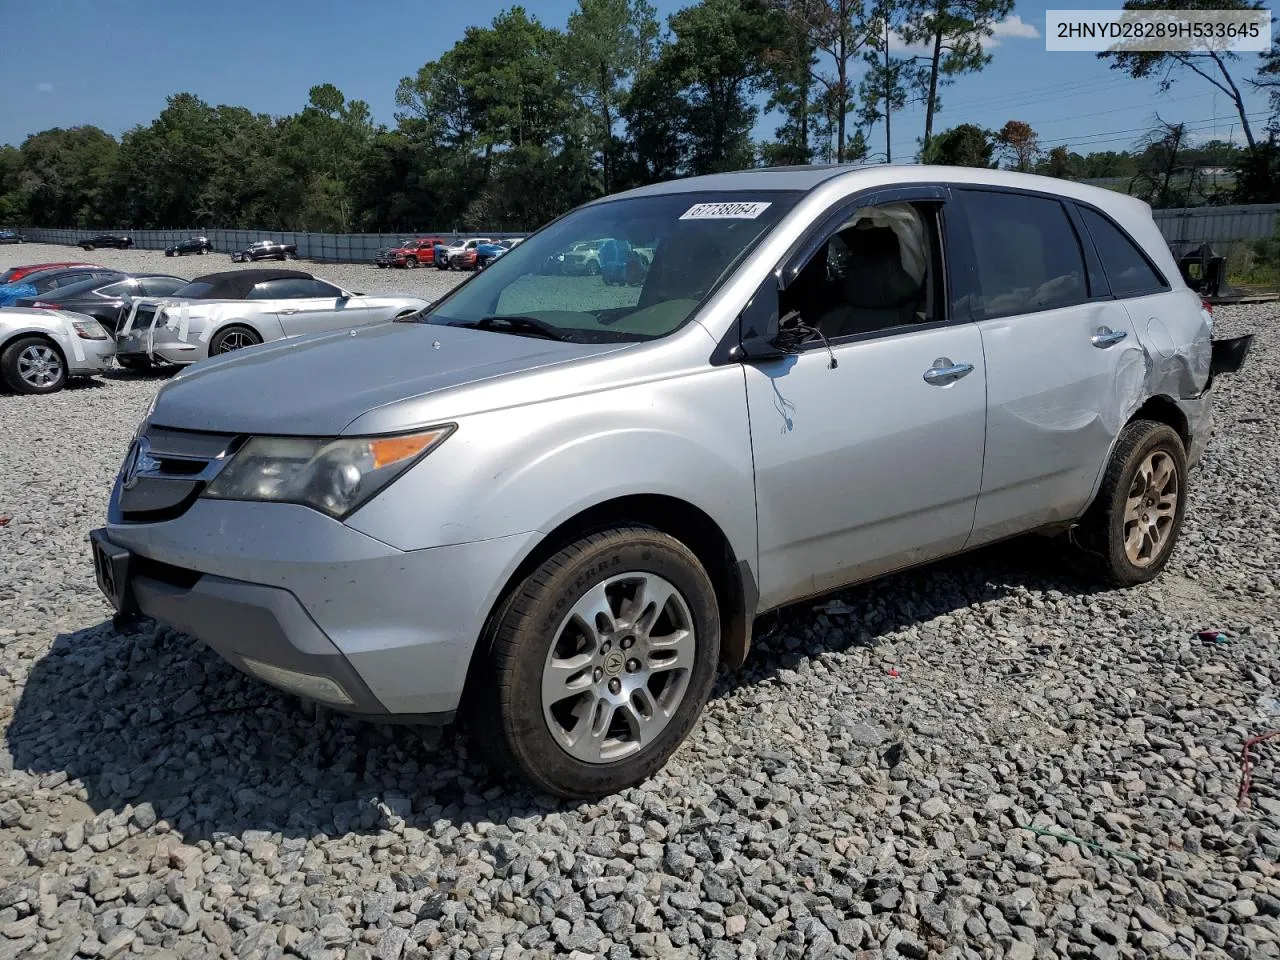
[679,201,772,221]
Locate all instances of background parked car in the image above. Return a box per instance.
[375,237,444,269]
[0,230,25,244]
[80,234,133,250]
[0,307,115,394]
[439,237,492,271]
[165,236,212,257]
[11,273,187,334]
[0,266,123,306]
[475,241,510,270]
[0,261,103,284]
[231,240,297,262]
[114,268,428,367]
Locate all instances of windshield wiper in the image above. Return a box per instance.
[470,315,574,341]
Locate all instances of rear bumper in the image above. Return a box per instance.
[97,498,537,717]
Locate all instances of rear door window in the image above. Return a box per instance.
[1076,206,1168,298]
[958,190,1088,319]
[249,278,343,300]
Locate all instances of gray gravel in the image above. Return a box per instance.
[2,241,467,304]
[1,238,1279,960]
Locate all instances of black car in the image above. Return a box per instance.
[165,236,212,257]
[231,240,297,263]
[80,234,133,251]
[13,273,187,334]
[0,230,24,244]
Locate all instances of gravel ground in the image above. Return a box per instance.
[0,238,1278,960]
[2,241,467,303]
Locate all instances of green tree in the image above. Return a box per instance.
[1100,0,1264,149]
[920,122,993,166]
[775,0,874,163]
[900,0,1014,153]
[1035,145,1081,179]
[564,0,660,192]
[18,126,118,227]
[859,0,929,161]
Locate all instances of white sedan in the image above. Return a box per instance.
[114,268,430,367]
[0,307,115,394]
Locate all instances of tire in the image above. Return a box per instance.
[405,256,418,269]
[199,248,207,255]
[83,244,95,251]
[377,263,388,269]
[208,325,263,356]
[1071,419,1188,587]
[587,260,601,276]
[470,525,720,798]
[116,356,152,371]
[1,336,67,394]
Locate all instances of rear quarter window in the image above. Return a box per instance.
[1077,206,1169,298]
[958,190,1088,319]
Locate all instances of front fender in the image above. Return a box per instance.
[344,365,758,569]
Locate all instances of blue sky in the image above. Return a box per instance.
[0,0,1271,159]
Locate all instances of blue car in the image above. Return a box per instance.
[0,230,24,245]
[475,241,509,270]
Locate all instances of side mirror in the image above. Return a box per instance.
[727,279,789,362]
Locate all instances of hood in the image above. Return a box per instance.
[148,321,624,436]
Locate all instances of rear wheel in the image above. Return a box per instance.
[1071,420,1188,586]
[83,243,95,251]
[470,525,720,798]
[209,325,263,356]
[2,337,67,394]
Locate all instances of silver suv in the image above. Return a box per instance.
[90,166,1250,797]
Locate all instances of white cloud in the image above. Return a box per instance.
[990,15,1040,41]
[889,13,1040,55]
[36,82,53,93]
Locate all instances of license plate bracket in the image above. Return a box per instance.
[90,529,136,614]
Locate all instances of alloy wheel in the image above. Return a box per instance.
[17,344,63,389]
[541,572,695,764]
[217,331,256,353]
[1122,450,1179,566]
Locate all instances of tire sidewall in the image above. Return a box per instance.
[500,532,720,797]
[209,325,261,355]
[1105,424,1188,582]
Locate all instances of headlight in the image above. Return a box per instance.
[204,427,453,519]
[72,319,110,340]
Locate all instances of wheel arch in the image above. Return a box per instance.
[460,493,758,714]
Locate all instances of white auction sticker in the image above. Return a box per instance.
[680,201,772,220]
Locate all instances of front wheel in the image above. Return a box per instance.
[1071,420,1188,586]
[405,256,418,269]
[82,244,95,251]
[471,525,720,798]
[1,337,67,394]
[209,325,263,356]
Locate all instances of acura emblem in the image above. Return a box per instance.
[120,438,157,490]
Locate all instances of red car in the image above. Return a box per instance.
[0,261,104,284]
[374,237,444,269]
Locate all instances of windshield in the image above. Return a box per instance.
[425,191,798,343]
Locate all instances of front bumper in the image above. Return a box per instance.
[68,337,116,375]
[93,497,536,718]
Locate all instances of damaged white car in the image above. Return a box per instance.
[113,269,429,368]
[0,306,115,393]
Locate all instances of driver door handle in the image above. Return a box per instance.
[923,358,975,386]
[1091,327,1127,348]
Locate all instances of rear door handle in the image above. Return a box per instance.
[923,358,975,386]
[1091,327,1127,348]
[278,308,298,315]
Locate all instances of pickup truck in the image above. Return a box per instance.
[374,238,444,269]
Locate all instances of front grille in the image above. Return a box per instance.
[118,426,241,523]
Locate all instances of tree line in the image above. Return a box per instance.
[2,0,1279,233]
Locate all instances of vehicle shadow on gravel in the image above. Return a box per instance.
[7,536,1104,841]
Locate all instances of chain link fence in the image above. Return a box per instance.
[5,228,528,263]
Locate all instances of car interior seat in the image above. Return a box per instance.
[817,224,924,338]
